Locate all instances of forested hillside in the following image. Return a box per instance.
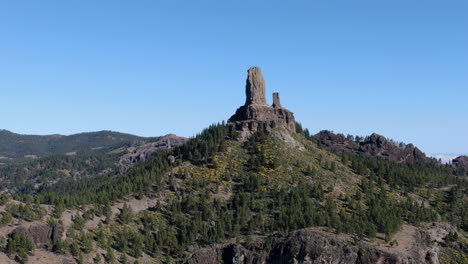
[0,132,187,195]
[0,123,465,264]
[0,130,152,161]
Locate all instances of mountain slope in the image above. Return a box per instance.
[0,129,152,161]
[0,124,465,264]
[0,134,187,194]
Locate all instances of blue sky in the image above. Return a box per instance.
[0,1,467,154]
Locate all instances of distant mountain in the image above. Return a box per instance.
[0,130,188,193]
[0,129,152,161]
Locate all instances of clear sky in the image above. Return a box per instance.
[1,1,467,155]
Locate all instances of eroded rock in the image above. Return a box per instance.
[187,229,438,264]
[228,66,296,137]
[451,156,468,176]
[10,223,64,249]
[315,130,430,163]
[272,92,282,108]
[245,66,267,106]
[118,134,188,172]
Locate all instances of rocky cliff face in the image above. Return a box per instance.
[228,67,296,137]
[10,223,64,249]
[315,130,429,163]
[187,229,438,264]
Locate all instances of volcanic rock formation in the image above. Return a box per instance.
[187,228,439,264]
[228,67,295,136]
[245,66,268,106]
[315,130,430,163]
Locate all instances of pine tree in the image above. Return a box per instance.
[118,203,133,224]
[119,253,128,264]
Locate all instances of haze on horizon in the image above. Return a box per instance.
[0,1,467,155]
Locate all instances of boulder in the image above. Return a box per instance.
[10,223,64,249]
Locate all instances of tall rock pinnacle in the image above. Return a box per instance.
[245,66,267,105]
[229,66,296,137]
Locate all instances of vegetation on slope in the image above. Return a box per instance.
[0,129,152,160]
[0,123,466,263]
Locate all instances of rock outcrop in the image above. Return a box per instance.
[187,229,436,264]
[272,92,282,108]
[315,130,430,163]
[10,223,64,249]
[228,67,296,136]
[451,156,468,176]
[118,134,188,172]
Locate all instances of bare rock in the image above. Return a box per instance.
[451,156,468,176]
[10,223,64,249]
[245,66,267,106]
[315,130,431,163]
[187,229,436,264]
[118,134,188,172]
[272,92,282,108]
[167,155,176,164]
[228,66,296,137]
[11,224,50,248]
[51,224,64,245]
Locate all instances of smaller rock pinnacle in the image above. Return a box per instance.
[272,92,282,108]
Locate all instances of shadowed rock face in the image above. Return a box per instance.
[229,67,296,136]
[187,229,433,264]
[11,223,64,249]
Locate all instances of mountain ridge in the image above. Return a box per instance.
[314,130,432,164]
[0,129,155,161]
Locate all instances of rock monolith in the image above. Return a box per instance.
[228,66,295,137]
[272,92,282,108]
[245,66,267,106]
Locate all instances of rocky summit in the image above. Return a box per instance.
[315,130,430,163]
[228,66,296,137]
